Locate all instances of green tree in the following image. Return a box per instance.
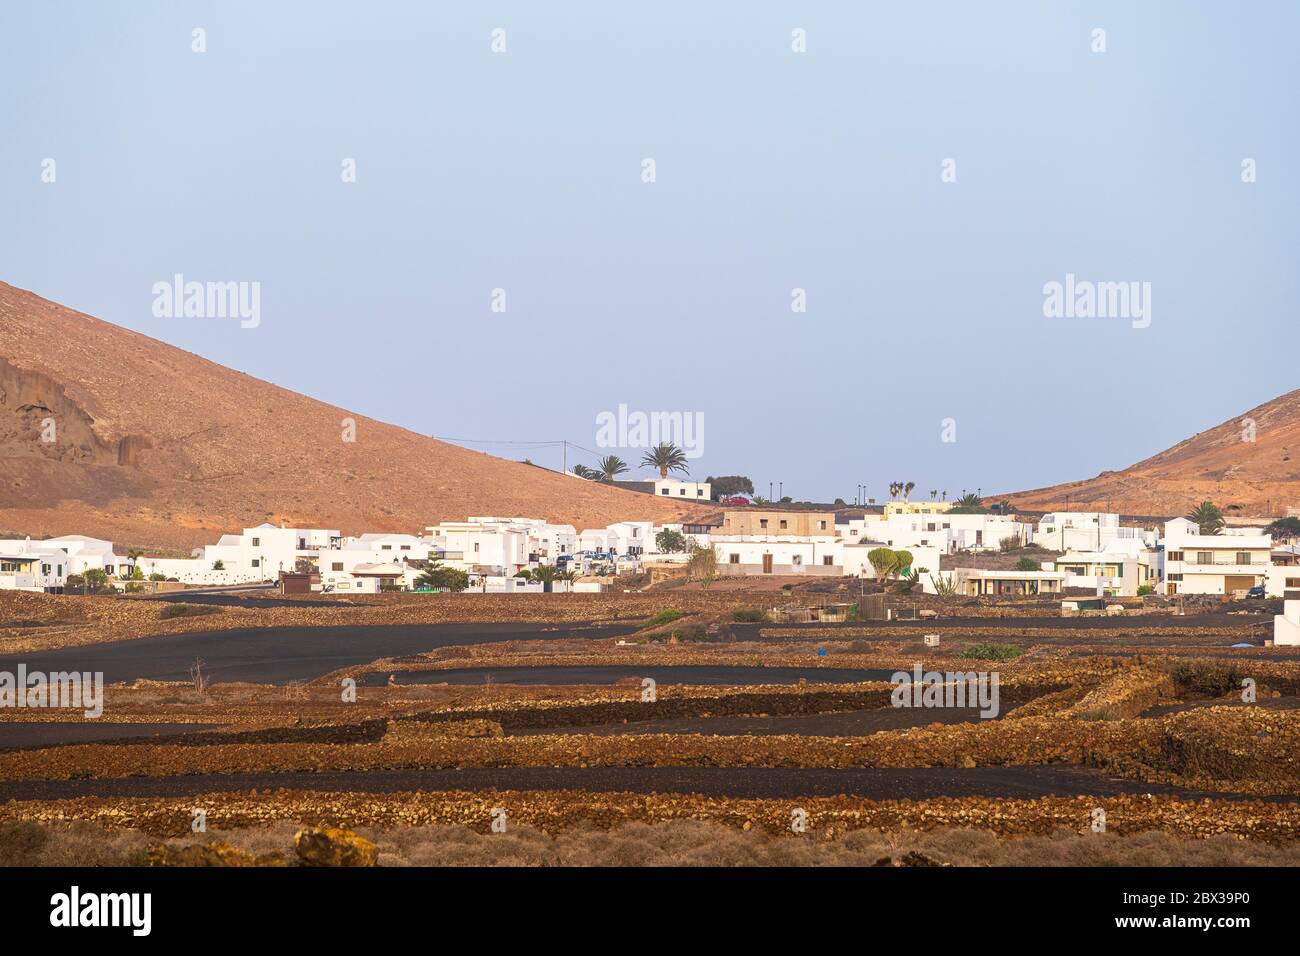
[655,528,687,553]
[641,442,689,479]
[867,547,900,586]
[556,568,578,593]
[571,464,596,479]
[595,455,629,482]
[1014,557,1041,572]
[1266,517,1300,540]
[708,475,754,500]
[415,561,469,592]
[950,493,986,514]
[82,568,108,593]
[1187,500,1224,535]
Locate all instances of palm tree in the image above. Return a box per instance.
[556,568,578,593]
[930,489,938,500]
[888,482,900,500]
[640,442,689,479]
[571,464,596,479]
[903,481,915,501]
[595,455,629,482]
[529,564,558,592]
[950,492,986,514]
[1187,500,1224,535]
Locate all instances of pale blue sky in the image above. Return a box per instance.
[2,1,1296,503]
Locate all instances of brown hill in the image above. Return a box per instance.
[1003,391,1300,518]
[0,282,714,549]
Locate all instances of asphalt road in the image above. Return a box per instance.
[0,722,220,750]
[363,665,899,687]
[0,623,639,685]
[511,707,992,737]
[1,765,1291,802]
[770,613,1270,631]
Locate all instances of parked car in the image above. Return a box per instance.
[1246,585,1267,599]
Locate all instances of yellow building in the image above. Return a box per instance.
[883,500,953,517]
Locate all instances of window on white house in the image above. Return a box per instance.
[252,538,260,546]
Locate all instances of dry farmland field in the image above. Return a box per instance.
[1,587,1297,868]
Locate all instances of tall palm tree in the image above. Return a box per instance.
[903,481,915,501]
[930,489,938,500]
[595,455,629,482]
[640,442,689,479]
[1187,500,1224,535]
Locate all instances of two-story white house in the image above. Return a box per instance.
[1160,518,1271,595]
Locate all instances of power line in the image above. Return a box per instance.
[433,435,615,475]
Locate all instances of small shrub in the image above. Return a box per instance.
[642,609,686,628]
[732,609,767,623]
[1168,661,1247,698]
[160,603,222,620]
[960,642,1021,661]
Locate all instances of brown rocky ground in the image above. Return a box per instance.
[3,598,1298,864]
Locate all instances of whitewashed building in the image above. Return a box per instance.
[0,540,70,592]
[1160,518,1271,596]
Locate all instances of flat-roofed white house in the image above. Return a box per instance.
[1053,539,1159,596]
[1035,513,1154,553]
[326,561,419,594]
[1275,578,1300,645]
[614,478,712,501]
[710,510,841,575]
[842,542,944,590]
[844,513,1030,554]
[203,524,342,581]
[0,541,70,592]
[42,535,132,578]
[952,567,1067,597]
[1160,518,1271,595]
[340,533,433,563]
[577,521,655,557]
[425,519,533,576]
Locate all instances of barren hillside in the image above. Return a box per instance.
[1003,391,1300,518]
[0,282,713,549]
